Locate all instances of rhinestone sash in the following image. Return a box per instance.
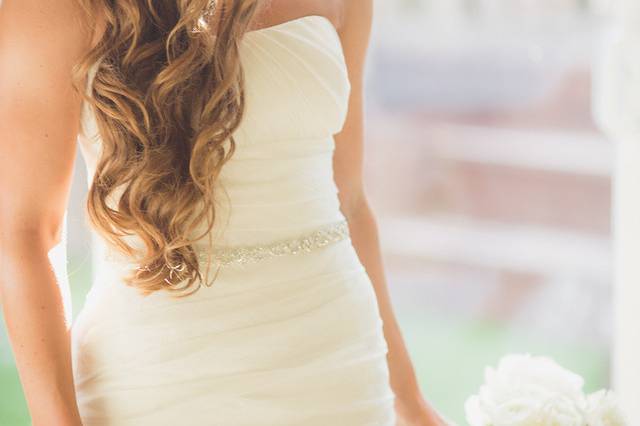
[200,219,351,267]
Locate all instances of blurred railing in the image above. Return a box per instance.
[363,1,613,419]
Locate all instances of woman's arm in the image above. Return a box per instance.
[0,1,90,424]
[333,1,445,425]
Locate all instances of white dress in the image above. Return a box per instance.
[70,14,397,426]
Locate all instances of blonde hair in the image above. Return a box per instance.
[71,0,259,298]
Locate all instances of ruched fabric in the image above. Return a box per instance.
[72,15,396,425]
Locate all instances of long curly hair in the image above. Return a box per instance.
[71,0,260,298]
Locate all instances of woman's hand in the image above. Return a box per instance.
[395,394,451,426]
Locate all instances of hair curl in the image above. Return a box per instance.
[71,0,260,298]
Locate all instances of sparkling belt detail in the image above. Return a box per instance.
[201,219,350,267]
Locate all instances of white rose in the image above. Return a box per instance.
[584,390,627,426]
[465,354,587,426]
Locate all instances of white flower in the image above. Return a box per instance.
[584,390,627,426]
[465,354,587,426]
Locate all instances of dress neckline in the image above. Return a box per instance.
[85,15,340,94]
[244,14,337,38]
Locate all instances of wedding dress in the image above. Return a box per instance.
[70,14,397,425]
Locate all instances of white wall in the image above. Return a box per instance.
[592,0,640,422]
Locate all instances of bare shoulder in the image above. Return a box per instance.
[335,0,374,73]
[0,0,92,238]
[322,0,348,32]
[255,0,344,32]
[0,0,91,93]
[0,0,91,50]
[335,0,373,38]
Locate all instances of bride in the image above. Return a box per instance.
[0,0,446,424]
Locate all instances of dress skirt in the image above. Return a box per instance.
[71,235,397,426]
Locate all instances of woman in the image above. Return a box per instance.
[0,0,446,424]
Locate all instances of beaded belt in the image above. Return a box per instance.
[200,219,350,267]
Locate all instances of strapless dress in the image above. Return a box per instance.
[70,14,396,426]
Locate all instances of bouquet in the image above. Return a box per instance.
[464,354,626,426]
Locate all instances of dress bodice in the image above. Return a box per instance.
[77,15,352,252]
[70,20,396,423]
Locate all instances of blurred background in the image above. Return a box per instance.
[363,0,613,422]
[0,0,615,424]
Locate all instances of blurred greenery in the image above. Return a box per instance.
[0,257,608,426]
[399,310,609,425]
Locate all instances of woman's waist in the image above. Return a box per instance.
[94,213,355,285]
[85,234,367,314]
[196,193,347,246]
[72,243,378,386]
